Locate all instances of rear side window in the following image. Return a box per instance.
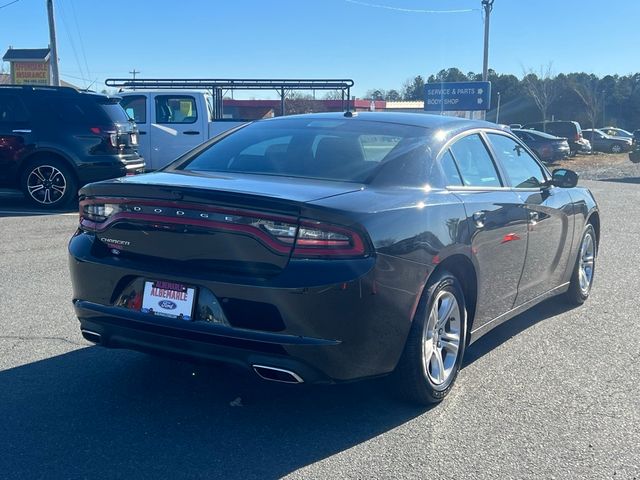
[487,133,546,189]
[120,95,146,123]
[35,95,129,125]
[0,94,29,122]
[155,95,197,124]
[440,149,463,186]
[449,134,501,187]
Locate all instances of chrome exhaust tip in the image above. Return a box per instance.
[81,329,102,344]
[252,365,304,384]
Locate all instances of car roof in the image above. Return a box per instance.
[267,111,493,129]
[256,112,511,151]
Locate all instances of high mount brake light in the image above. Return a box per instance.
[79,199,368,258]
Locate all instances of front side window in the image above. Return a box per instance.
[121,95,146,123]
[175,118,429,184]
[155,95,197,124]
[449,134,501,187]
[487,133,546,189]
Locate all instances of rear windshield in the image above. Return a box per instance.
[175,118,430,183]
[98,102,131,124]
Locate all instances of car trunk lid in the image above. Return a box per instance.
[79,172,365,276]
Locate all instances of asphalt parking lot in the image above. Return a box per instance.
[0,179,638,480]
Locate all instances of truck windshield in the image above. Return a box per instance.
[175,118,430,184]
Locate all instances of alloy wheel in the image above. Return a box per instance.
[578,231,595,295]
[422,290,461,385]
[26,165,67,205]
[611,144,622,153]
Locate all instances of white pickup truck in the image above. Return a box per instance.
[119,91,245,170]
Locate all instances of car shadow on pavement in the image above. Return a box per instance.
[0,195,75,216]
[464,297,575,367]
[597,176,640,184]
[0,346,428,479]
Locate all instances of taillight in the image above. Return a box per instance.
[575,133,581,141]
[292,220,366,258]
[79,199,123,229]
[89,127,119,148]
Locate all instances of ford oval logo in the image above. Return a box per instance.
[158,300,177,310]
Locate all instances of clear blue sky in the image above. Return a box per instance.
[1,0,638,97]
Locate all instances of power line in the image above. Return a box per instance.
[56,0,88,87]
[69,0,91,84]
[344,0,476,14]
[0,0,20,10]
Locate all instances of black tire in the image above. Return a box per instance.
[393,270,467,405]
[20,157,77,209]
[610,144,623,154]
[565,223,597,305]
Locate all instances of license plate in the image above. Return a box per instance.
[130,133,138,145]
[141,280,196,320]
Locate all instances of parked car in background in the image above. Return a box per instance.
[582,128,632,153]
[509,123,523,129]
[633,129,640,148]
[512,128,570,163]
[119,91,245,171]
[69,112,600,405]
[599,126,633,140]
[523,120,591,155]
[0,85,144,208]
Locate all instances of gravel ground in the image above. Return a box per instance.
[553,152,640,181]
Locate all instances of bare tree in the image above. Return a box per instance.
[570,74,602,131]
[522,64,558,123]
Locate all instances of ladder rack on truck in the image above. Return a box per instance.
[105,78,355,119]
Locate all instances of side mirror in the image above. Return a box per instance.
[551,168,578,188]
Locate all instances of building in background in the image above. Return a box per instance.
[2,48,52,85]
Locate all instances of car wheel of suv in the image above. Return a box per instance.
[565,223,597,305]
[393,270,467,405]
[610,144,623,153]
[21,158,77,209]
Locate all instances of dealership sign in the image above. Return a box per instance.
[13,61,50,85]
[424,81,491,111]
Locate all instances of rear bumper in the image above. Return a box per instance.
[76,302,335,384]
[68,234,423,382]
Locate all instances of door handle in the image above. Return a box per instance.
[472,211,486,228]
[183,131,201,135]
[12,129,31,133]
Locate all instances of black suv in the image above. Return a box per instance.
[0,85,144,208]
[522,120,591,156]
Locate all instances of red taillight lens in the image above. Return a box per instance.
[575,133,581,141]
[89,127,119,148]
[292,220,366,258]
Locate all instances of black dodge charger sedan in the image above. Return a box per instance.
[68,112,599,404]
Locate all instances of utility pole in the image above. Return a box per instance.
[46,0,60,86]
[496,92,501,124]
[129,69,139,90]
[481,0,494,120]
[481,0,494,83]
